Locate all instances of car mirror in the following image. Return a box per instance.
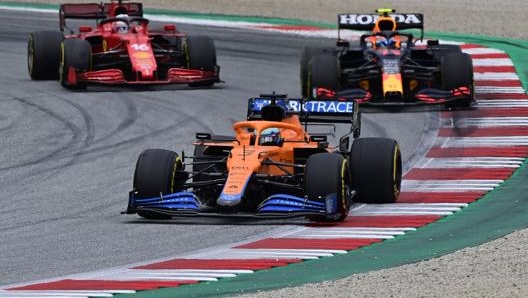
[309,135,328,143]
[164,24,176,31]
[339,136,350,152]
[427,39,439,46]
[195,132,211,140]
[79,26,92,32]
[336,39,349,47]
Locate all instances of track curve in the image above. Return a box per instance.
[0,9,436,285]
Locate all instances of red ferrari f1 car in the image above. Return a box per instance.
[27,0,220,89]
[300,8,474,108]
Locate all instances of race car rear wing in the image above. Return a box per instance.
[59,2,143,31]
[246,95,359,124]
[247,94,361,142]
[337,13,424,31]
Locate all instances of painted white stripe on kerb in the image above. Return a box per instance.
[0,290,135,297]
[443,136,528,146]
[433,40,463,45]
[476,86,526,94]
[402,180,502,191]
[474,73,519,80]
[418,157,524,168]
[0,294,101,298]
[284,227,416,239]
[351,203,467,216]
[188,248,346,260]
[350,203,466,216]
[131,269,254,274]
[453,117,528,127]
[463,47,505,55]
[476,100,528,108]
[472,58,513,66]
[100,270,226,281]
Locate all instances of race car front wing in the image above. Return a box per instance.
[67,66,220,85]
[125,191,340,219]
[315,86,472,106]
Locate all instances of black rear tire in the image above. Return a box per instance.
[27,30,63,80]
[307,54,339,99]
[59,38,92,89]
[432,44,462,60]
[300,47,334,97]
[442,53,474,108]
[186,35,217,87]
[350,138,401,204]
[133,149,183,219]
[304,153,351,222]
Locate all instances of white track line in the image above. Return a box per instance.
[417,157,524,168]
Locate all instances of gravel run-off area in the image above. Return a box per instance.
[4,0,528,297]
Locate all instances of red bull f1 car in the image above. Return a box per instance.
[300,9,474,108]
[27,0,220,89]
[124,93,402,222]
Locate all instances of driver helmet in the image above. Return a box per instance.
[376,36,396,48]
[113,14,129,33]
[259,128,281,146]
[380,36,398,48]
[113,20,128,33]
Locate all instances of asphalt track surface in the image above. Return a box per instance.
[0,10,437,285]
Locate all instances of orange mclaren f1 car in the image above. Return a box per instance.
[125,93,402,222]
[27,0,220,89]
[300,8,474,108]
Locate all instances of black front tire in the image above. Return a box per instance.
[186,35,217,87]
[133,149,183,219]
[27,30,63,80]
[350,138,401,204]
[304,153,351,222]
[59,38,92,89]
[307,54,339,99]
[442,53,474,108]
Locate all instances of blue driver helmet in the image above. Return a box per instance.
[379,37,396,48]
[113,19,128,33]
[259,128,281,146]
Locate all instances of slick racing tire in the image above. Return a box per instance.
[304,153,351,222]
[185,35,217,87]
[307,54,339,99]
[59,38,92,89]
[27,30,63,80]
[300,46,335,98]
[133,149,184,219]
[350,138,401,204]
[432,44,463,60]
[441,53,474,108]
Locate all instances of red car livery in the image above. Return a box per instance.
[27,0,220,89]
